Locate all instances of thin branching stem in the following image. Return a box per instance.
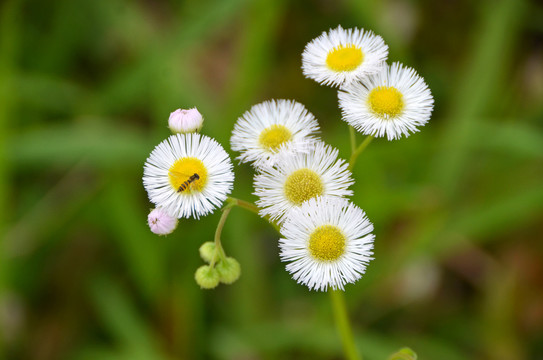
[210,205,232,267]
[227,196,280,232]
[348,135,374,171]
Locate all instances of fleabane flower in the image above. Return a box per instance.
[231,99,320,168]
[338,62,434,140]
[147,207,178,235]
[168,107,203,134]
[279,196,374,291]
[302,25,388,87]
[254,141,353,224]
[143,133,234,219]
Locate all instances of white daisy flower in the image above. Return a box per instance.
[230,99,320,168]
[338,62,434,140]
[279,196,375,291]
[302,25,388,87]
[254,141,353,224]
[143,133,234,219]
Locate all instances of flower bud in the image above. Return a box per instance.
[388,347,417,360]
[168,108,203,134]
[199,242,216,263]
[216,257,241,284]
[147,207,178,235]
[194,265,220,289]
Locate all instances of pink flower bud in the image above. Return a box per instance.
[147,208,178,235]
[168,108,203,134]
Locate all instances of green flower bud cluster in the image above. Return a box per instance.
[194,242,241,289]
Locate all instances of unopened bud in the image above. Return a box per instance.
[168,108,203,134]
[199,242,216,263]
[194,265,220,289]
[388,347,417,360]
[216,257,241,284]
[147,207,178,235]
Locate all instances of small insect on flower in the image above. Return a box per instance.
[171,172,200,193]
[143,133,234,219]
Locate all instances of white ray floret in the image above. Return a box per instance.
[338,62,434,140]
[279,196,375,291]
[302,25,388,87]
[231,99,320,168]
[254,141,353,224]
[143,133,234,219]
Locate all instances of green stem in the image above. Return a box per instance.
[227,197,260,215]
[349,126,357,154]
[348,135,374,171]
[210,206,231,267]
[227,196,281,232]
[330,290,361,360]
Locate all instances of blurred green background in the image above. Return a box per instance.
[1,0,543,359]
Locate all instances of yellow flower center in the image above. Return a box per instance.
[283,168,323,205]
[367,86,404,118]
[168,157,208,193]
[309,225,346,261]
[326,44,364,72]
[259,124,292,151]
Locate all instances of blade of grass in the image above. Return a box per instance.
[89,275,167,360]
[433,0,526,198]
[4,160,104,256]
[471,120,543,158]
[5,121,151,168]
[15,73,86,114]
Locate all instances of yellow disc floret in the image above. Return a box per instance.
[169,157,208,193]
[284,168,323,205]
[367,86,404,118]
[309,225,346,261]
[259,124,292,152]
[326,44,364,72]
